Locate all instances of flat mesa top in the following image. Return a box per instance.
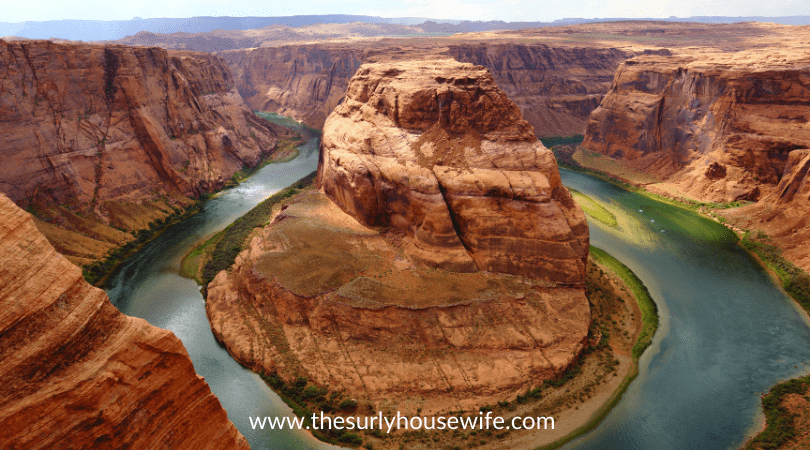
[252,189,555,309]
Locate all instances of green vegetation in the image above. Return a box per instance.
[539,134,585,148]
[82,204,199,286]
[260,372,367,447]
[179,230,224,284]
[741,231,810,316]
[744,374,810,449]
[590,246,658,359]
[568,188,618,228]
[200,172,317,287]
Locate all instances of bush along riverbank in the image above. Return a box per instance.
[180,172,317,291]
[82,202,200,286]
[81,132,305,287]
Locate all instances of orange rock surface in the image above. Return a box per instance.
[0,193,248,449]
[583,51,810,203]
[318,59,589,282]
[0,39,288,264]
[206,59,591,414]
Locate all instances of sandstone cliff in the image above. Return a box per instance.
[318,59,589,282]
[721,149,810,272]
[0,193,248,449]
[582,52,810,203]
[206,59,591,414]
[219,42,634,138]
[0,39,288,265]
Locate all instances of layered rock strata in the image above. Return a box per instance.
[582,53,810,203]
[207,190,591,413]
[219,43,634,137]
[721,149,810,272]
[318,59,589,282]
[0,193,248,449]
[207,60,590,413]
[0,39,287,264]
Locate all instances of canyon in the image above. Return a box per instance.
[0,39,292,267]
[205,59,592,418]
[0,192,248,449]
[214,21,787,139]
[575,30,810,272]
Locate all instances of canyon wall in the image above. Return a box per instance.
[0,193,248,449]
[582,53,810,203]
[0,39,288,264]
[220,42,635,137]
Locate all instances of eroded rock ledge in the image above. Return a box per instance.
[0,193,248,449]
[207,59,590,414]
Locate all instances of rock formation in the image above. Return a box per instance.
[0,193,248,449]
[219,42,634,138]
[582,52,810,203]
[318,59,589,282]
[206,59,591,414]
[0,39,289,265]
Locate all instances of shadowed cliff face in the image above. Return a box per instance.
[0,40,287,264]
[0,193,249,449]
[582,54,810,203]
[219,43,635,138]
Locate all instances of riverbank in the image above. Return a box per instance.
[81,133,305,288]
[548,138,810,450]
[188,173,658,450]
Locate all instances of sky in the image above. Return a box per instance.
[2,0,809,23]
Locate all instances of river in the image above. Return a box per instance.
[105,121,810,449]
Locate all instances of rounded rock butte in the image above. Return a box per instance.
[207,58,591,414]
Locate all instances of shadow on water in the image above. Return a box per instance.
[105,114,343,450]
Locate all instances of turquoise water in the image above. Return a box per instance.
[105,115,339,450]
[559,169,810,449]
[104,127,810,449]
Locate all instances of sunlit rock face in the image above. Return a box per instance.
[318,58,589,283]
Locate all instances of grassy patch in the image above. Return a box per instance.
[590,246,658,359]
[200,172,317,287]
[568,188,618,228]
[744,374,810,449]
[740,231,810,317]
[180,230,224,283]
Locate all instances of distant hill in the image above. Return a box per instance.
[3,14,809,42]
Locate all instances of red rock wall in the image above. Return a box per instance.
[0,193,248,449]
[583,55,810,202]
[0,39,280,212]
[220,43,635,137]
